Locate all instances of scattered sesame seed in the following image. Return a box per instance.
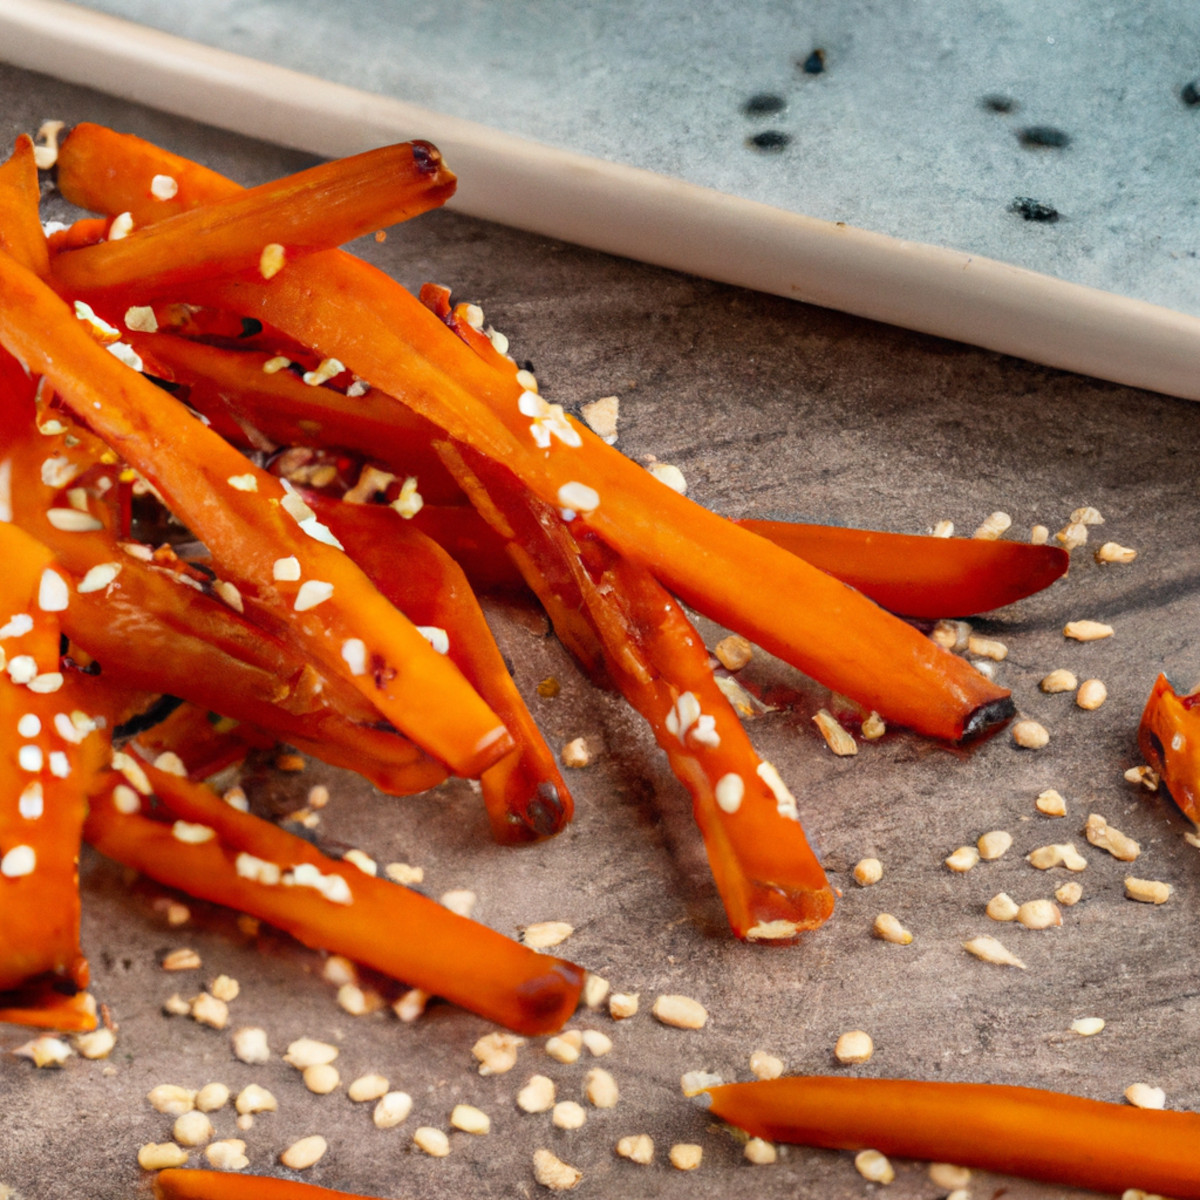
[150,174,178,200]
[73,1027,116,1059]
[413,1127,451,1157]
[1012,719,1050,749]
[1028,843,1087,871]
[583,974,610,1009]
[162,994,191,1016]
[348,1074,389,1102]
[853,857,883,886]
[561,738,591,768]
[977,830,1013,860]
[1071,1017,1105,1036]
[523,921,575,949]
[472,1032,523,1075]
[280,1135,327,1170]
[1036,788,1067,817]
[1056,881,1084,906]
[450,1104,490,1135]
[872,913,913,944]
[545,1033,581,1064]
[652,994,708,1029]
[1064,620,1114,642]
[172,821,215,846]
[302,357,344,387]
[441,888,477,918]
[518,1076,557,1113]
[1076,679,1108,710]
[173,1110,214,1147]
[670,1143,703,1171]
[744,1138,777,1165]
[714,634,753,671]
[963,935,1026,969]
[1125,877,1172,904]
[195,1083,230,1112]
[392,988,429,1023]
[284,1038,338,1069]
[973,512,1011,540]
[931,619,971,650]
[384,862,424,886]
[932,519,954,537]
[1030,524,1050,544]
[609,992,639,1020]
[1085,813,1140,861]
[77,561,122,593]
[581,1030,613,1057]
[373,1091,413,1128]
[856,1149,895,1183]
[209,975,238,1003]
[945,845,980,873]
[930,1163,972,1189]
[37,569,69,612]
[1095,542,1137,564]
[861,710,887,739]
[715,772,745,814]
[190,993,229,1029]
[647,463,687,494]
[235,1084,277,1115]
[1124,1083,1166,1110]
[680,1070,723,1096]
[1016,899,1062,929]
[616,1134,654,1164]
[226,473,258,492]
[556,481,599,514]
[834,1030,873,1064]
[205,1140,248,1170]
[585,1067,620,1108]
[986,893,1019,922]
[137,1143,188,1171]
[533,1148,582,1190]
[14,1035,72,1067]
[1125,766,1160,791]
[1056,521,1089,551]
[303,1063,340,1094]
[293,579,334,612]
[967,635,1007,661]
[813,708,858,756]
[259,243,286,279]
[580,395,619,444]
[161,948,202,971]
[342,849,377,876]
[227,1026,266,1065]
[750,1050,784,1080]
[147,1085,196,1116]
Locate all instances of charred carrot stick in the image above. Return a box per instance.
[56,124,1012,740]
[1137,674,1200,824]
[703,1076,1200,1198]
[0,523,109,1028]
[84,755,586,1034]
[0,249,512,778]
[736,519,1069,618]
[445,443,834,937]
[157,1168,382,1200]
[52,140,456,297]
[0,135,49,277]
[312,494,573,841]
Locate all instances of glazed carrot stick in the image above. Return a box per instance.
[84,755,586,1034]
[313,494,573,841]
[703,1076,1200,1198]
[736,520,1069,618]
[0,134,49,277]
[157,1168,380,1200]
[0,249,512,778]
[1137,674,1200,823]
[52,139,456,296]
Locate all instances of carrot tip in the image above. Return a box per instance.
[961,694,1015,740]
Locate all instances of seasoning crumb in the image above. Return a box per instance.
[746,131,791,153]
[714,635,753,671]
[533,1148,582,1190]
[561,738,591,768]
[518,1075,557,1113]
[1064,620,1113,642]
[977,830,1013,860]
[450,1104,490,1135]
[670,1143,703,1171]
[553,1100,587,1129]
[834,1030,873,1064]
[945,845,980,873]
[1125,877,1172,904]
[580,395,619,444]
[536,677,561,698]
[280,1136,327,1170]
[861,710,886,740]
[616,1134,655,1164]
[681,1069,723,1096]
[1076,680,1108,710]
[856,1149,895,1184]
[1071,1017,1105,1036]
[74,1027,116,1059]
[744,1138,777,1165]
[1124,765,1160,792]
[652,994,708,1029]
[609,992,639,1020]
[872,913,913,945]
[1009,197,1059,222]
[1013,719,1050,749]
[1040,669,1078,694]
[1124,1083,1166,1110]
[963,935,1026,969]
[210,975,239,1003]
[373,1091,413,1128]
[190,993,229,1030]
[1018,126,1071,149]
[853,857,883,886]
[585,1067,620,1108]
[749,1050,784,1080]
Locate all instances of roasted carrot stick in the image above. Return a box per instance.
[84,755,586,1034]
[0,249,512,778]
[736,520,1069,618]
[0,134,49,277]
[157,1169,381,1200]
[704,1076,1200,1198]
[1137,673,1200,824]
[55,125,1013,742]
[52,139,456,296]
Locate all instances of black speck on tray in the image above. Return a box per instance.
[1181,80,1200,106]
[799,48,826,75]
[746,130,792,152]
[1009,197,1060,222]
[981,93,1018,114]
[1017,125,1071,148]
[742,92,787,117]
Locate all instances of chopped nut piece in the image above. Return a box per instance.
[1012,719,1050,749]
[138,1143,188,1171]
[190,993,228,1029]
[1040,669,1078,694]
[580,395,619,444]
[545,1034,581,1065]
[234,1084,277,1115]
[1076,679,1108,710]
[1071,1017,1105,1036]
[977,830,1013,860]
[963,935,1026,969]
[853,857,883,885]
[161,947,202,971]
[583,974,610,1009]
[348,1074,389,1102]
[522,921,574,949]
[284,1037,338,1069]
[303,1063,340,1094]
[1071,506,1104,525]
[74,1028,116,1059]
[1016,899,1062,929]
[1030,524,1049,545]
[1096,542,1137,564]
[553,1100,587,1129]
[1085,813,1140,861]
[560,737,590,767]
[205,1139,248,1170]
[681,1070,723,1097]
[518,1075,556,1113]
[173,1111,214,1147]
[670,1143,703,1171]
[929,1163,972,1189]
[280,1136,327,1170]
[750,1050,785,1080]
[384,861,424,886]
[473,1032,524,1075]
[533,1148,582,1190]
[195,1083,230,1113]
[616,1134,654,1164]
[1056,521,1088,551]
[834,1030,873,1064]
[813,708,858,756]
[856,1149,895,1183]
[973,511,1011,540]
[652,994,708,1029]
[1036,789,1067,817]
[1064,620,1114,642]
[441,888,477,918]
[861,710,887,740]
[148,1085,196,1116]
[744,1138,777,1165]
[585,1067,620,1108]
[986,893,1019,922]
[967,635,1007,661]
[945,845,980,873]
[1055,881,1083,906]
[1028,843,1088,871]
[872,913,913,944]
[1124,766,1160,792]
[609,992,639,1020]
[1125,877,1172,904]
[1124,1083,1166,1110]
[373,1091,413,1128]
[450,1105,490,1135]
[932,519,954,538]
[13,1035,71,1067]
[581,1030,613,1057]
[714,635,753,671]
[231,1027,270,1064]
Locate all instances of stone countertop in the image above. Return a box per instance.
[1,61,1199,1200]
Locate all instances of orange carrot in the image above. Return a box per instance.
[1137,673,1200,824]
[0,135,49,277]
[157,1168,381,1200]
[704,1075,1200,1198]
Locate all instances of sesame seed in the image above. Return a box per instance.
[967,634,1007,661]
[1030,524,1050,544]
[522,921,574,949]
[303,1063,340,1094]
[545,1033,581,1064]
[17,745,43,773]
[1095,542,1137,564]
[47,751,70,779]
[6,656,37,684]
[441,888,477,918]
[744,1138,777,1165]
[963,935,1026,969]
[341,637,367,676]
[973,512,1011,540]
[284,1037,338,1069]
[29,671,62,694]
[195,1083,230,1112]
[1064,620,1114,641]
[204,1140,248,1170]
[932,519,954,537]
[533,1148,582,1190]
[209,975,238,1002]
[872,913,913,944]
[392,988,429,1022]
[1012,719,1050,749]
[714,773,744,814]
[609,992,639,1019]
[226,474,258,492]
[986,893,1019,922]
[348,1074,389,1102]
[750,1050,784,1080]
[1076,679,1108,710]
[384,861,423,886]
[234,1084,277,1115]
[137,1143,188,1171]
[1027,843,1087,871]
[1125,877,1172,904]
[171,821,215,845]
[561,737,591,768]
[616,1134,654,1164]
[262,356,290,374]
[1124,1083,1166,1110]
[813,708,858,756]
[1125,765,1160,791]
[931,619,971,650]
[648,463,687,493]
[977,830,1013,860]
[190,993,229,1029]
[1016,899,1062,929]
[556,482,599,514]
[1036,788,1067,817]
[855,1149,895,1183]
[293,580,334,611]
[518,1074,556,1113]
[108,212,134,240]
[1085,813,1140,861]
[259,243,286,279]
[149,173,178,200]
[581,1030,613,1057]
[929,1164,972,1189]
[472,1031,523,1075]
[173,1110,213,1147]
[450,1104,490,1134]
[1056,881,1084,906]
[343,849,377,876]
[861,710,887,739]
[583,974,610,1009]
[417,625,450,654]
[147,1085,196,1116]
[18,781,43,818]
[585,1067,619,1107]
[669,1144,703,1171]
[0,844,36,877]
[232,1027,270,1065]
[15,1035,72,1067]
[680,1070,723,1097]
[373,1091,413,1128]
[652,994,708,1030]
[413,1127,450,1157]
[37,569,69,612]
[945,845,980,873]
[552,1100,586,1129]
[77,562,123,594]
[391,476,424,519]
[279,1135,327,1170]
[1071,1017,1105,1036]
[834,1030,873,1063]
[302,358,344,387]
[1056,521,1089,551]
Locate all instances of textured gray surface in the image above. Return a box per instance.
[64,0,1200,315]
[2,60,1200,1200]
